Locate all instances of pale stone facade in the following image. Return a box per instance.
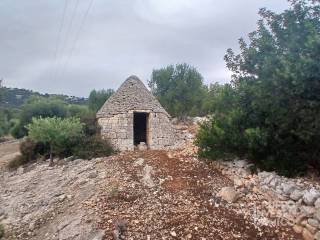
[97,76,176,151]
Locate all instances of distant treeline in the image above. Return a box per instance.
[0,87,113,139]
[0,87,87,108]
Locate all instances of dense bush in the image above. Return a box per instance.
[72,135,114,159]
[11,97,68,138]
[196,0,320,176]
[0,108,19,138]
[27,117,84,165]
[9,95,97,139]
[7,138,48,169]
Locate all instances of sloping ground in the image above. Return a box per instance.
[0,140,20,170]
[0,147,300,239]
[92,151,299,240]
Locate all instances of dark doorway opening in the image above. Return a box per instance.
[133,112,148,145]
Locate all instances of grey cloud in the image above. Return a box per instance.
[0,0,289,97]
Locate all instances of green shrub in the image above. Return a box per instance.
[7,155,25,170]
[79,112,100,136]
[27,117,84,165]
[7,138,49,170]
[72,135,114,159]
[196,0,319,177]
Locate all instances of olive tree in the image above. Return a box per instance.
[27,117,84,166]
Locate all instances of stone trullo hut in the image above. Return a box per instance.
[97,75,176,151]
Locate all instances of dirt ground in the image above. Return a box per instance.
[0,140,300,239]
[92,150,300,240]
[0,141,20,169]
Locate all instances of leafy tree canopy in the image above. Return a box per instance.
[27,117,84,165]
[149,63,207,118]
[197,0,320,176]
[88,89,114,112]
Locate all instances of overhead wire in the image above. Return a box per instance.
[51,0,68,82]
[54,0,80,81]
[59,0,95,78]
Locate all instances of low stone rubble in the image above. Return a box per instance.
[213,159,320,240]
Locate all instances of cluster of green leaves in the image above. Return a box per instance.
[9,114,114,168]
[27,117,84,165]
[88,89,114,112]
[196,0,320,176]
[0,108,17,138]
[10,96,92,138]
[149,63,208,118]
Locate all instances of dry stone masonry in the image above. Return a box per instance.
[97,75,176,151]
[214,159,320,240]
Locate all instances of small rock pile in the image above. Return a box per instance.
[213,159,320,240]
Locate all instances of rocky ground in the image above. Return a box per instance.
[0,147,300,240]
[0,140,20,170]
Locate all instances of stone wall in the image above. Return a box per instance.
[148,112,176,149]
[98,113,134,151]
[214,159,320,240]
[98,111,176,151]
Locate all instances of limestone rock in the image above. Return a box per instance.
[315,198,320,209]
[88,229,105,240]
[290,189,304,201]
[301,206,316,217]
[217,187,239,203]
[307,218,319,228]
[137,142,148,151]
[133,158,145,167]
[170,231,177,237]
[17,166,24,175]
[88,171,98,179]
[302,228,314,240]
[315,231,320,240]
[293,225,303,234]
[281,183,296,196]
[314,209,320,221]
[303,189,320,206]
[142,165,155,188]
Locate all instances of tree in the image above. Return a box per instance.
[197,0,320,176]
[148,63,207,118]
[11,97,68,138]
[27,117,84,166]
[88,89,114,112]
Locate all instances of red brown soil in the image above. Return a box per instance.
[88,150,300,240]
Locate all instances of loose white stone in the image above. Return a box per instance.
[315,198,320,209]
[303,188,320,206]
[170,231,177,237]
[281,182,296,196]
[217,187,239,203]
[290,189,304,201]
[307,218,319,228]
[314,209,320,221]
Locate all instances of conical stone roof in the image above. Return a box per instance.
[97,75,169,118]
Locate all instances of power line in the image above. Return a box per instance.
[51,0,68,82]
[59,0,95,78]
[54,0,80,81]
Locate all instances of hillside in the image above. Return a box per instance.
[0,87,87,108]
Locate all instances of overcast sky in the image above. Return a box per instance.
[0,0,289,97]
